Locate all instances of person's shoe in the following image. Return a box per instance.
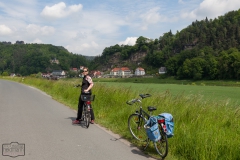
[90,120,94,124]
[72,120,80,124]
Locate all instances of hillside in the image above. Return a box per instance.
[91,9,240,80]
[0,43,90,76]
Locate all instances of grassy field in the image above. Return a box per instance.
[2,76,240,160]
[95,82,240,106]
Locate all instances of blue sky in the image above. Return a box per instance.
[0,0,240,56]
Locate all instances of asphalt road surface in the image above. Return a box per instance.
[0,79,155,160]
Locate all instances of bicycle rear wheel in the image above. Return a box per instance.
[82,105,90,128]
[154,130,168,158]
[84,108,90,128]
[128,113,148,142]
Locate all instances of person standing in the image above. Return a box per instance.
[72,67,95,124]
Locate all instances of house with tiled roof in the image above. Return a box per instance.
[91,70,102,78]
[41,73,51,78]
[135,67,145,76]
[110,67,131,76]
[71,68,78,72]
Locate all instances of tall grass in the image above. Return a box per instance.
[3,77,240,160]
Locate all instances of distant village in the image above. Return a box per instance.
[41,65,167,80]
[41,57,167,79]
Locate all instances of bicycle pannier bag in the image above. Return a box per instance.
[145,116,161,142]
[158,113,174,138]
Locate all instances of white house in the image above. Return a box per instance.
[52,70,66,78]
[135,67,145,76]
[110,67,131,76]
[159,67,167,74]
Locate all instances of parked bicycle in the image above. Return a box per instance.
[126,94,168,159]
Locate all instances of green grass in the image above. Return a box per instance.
[2,76,240,160]
[94,77,240,87]
[96,82,240,106]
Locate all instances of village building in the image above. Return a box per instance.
[51,70,66,78]
[135,67,145,76]
[110,67,131,76]
[71,68,78,72]
[41,73,51,78]
[159,67,167,74]
[50,58,59,64]
[91,71,102,78]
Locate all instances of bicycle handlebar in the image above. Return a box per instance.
[126,94,151,105]
[126,99,139,105]
[139,93,151,99]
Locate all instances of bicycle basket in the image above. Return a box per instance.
[81,95,95,101]
[145,116,161,142]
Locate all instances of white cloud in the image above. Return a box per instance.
[26,24,55,36]
[178,0,184,4]
[41,26,55,35]
[32,38,43,43]
[181,0,240,20]
[140,7,161,24]
[119,37,137,46]
[0,24,12,35]
[65,40,100,55]
[138,7,169,30]
[40,2,83,19]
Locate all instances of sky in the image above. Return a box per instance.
[1,0,240,56]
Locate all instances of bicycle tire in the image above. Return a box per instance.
[86,110,91,128]
[84,107,90,128]
[154,129,168,158]
[128,113,148,142]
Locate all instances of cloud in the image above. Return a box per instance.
[32,38,43,44]
[181,0,240,20]
[65,40,100,55]
[0,24,12,35]
[119,37,137,46]
[40,2,83,19]
[26,24,55,36]
[178,0,184,4]
[138,7,169,30]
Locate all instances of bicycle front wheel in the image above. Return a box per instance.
[154,131,168,158]
[128,114,148,142]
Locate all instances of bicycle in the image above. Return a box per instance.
[80,94,95,128]
[126,94,168,159]
[74,84,95,128]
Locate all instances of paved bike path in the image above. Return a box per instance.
[0,79,155,160]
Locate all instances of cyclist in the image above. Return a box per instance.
[72,67,95,124]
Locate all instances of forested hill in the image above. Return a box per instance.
[0,43,90,76]
[91,9,240,80]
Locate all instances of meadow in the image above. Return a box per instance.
[2,76,240,160]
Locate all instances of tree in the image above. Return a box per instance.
[2,71,9,76]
